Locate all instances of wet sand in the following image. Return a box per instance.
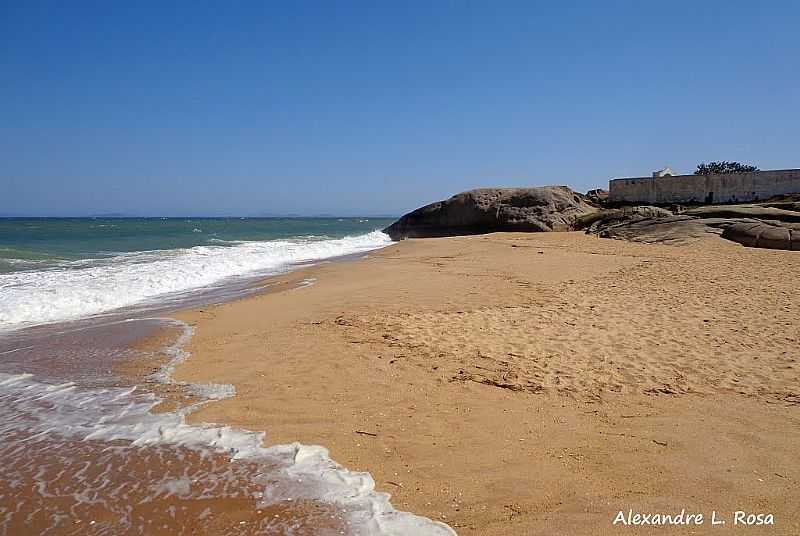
[1,317,358,536]
[170,232,800,535]
[1,431,345,536]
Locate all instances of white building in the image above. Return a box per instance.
[652,166,676,178]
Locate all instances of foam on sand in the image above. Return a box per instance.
[0,319,456,535]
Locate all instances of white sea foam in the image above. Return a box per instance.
[0,231,392,330]
[0,318,456,536]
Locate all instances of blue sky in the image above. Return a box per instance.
[2,1,799,216]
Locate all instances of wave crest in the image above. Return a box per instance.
[0,231,392,330]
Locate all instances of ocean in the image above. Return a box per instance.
[0,218,455,535]
[0,217,397,329]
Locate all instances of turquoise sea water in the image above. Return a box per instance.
[0,217,394,330]
[0,217,394,273]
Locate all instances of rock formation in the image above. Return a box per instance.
[582,204,800,250]
[576,206,673,235]
[721,221,800,250]
[383,186,596,240]
[585,188,609,206]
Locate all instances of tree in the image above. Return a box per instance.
[696,161,759,175]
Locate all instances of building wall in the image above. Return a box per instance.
[609,169,800,205]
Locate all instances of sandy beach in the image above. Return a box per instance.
[168,232,800,535]
[7,4,800,534]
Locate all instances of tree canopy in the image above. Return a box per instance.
[696,161,759,175]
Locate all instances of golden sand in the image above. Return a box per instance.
[170,232,800,535]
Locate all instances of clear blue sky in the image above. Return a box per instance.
[2,1,799,216]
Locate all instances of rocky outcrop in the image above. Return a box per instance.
[682,205,800,223]
[384,186,596,240]
[576,206,672,234]
[584,203,800,250]
[585,188,609,206]
[721,221,800,250]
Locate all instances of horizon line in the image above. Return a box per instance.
[0,214,400,219]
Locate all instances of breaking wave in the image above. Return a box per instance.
[0,231,392,330]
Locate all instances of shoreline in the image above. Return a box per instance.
[154,231,799,535]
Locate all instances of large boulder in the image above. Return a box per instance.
[384,186,596,240]
[721,221,800,250]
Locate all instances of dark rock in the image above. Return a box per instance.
[586,189,609,206]
[576,206,673,234]
[721,221,800,250]
[683,205,800,223]
[595,215,722,245]
[586,202,800,251]
[720,221,764,247]
[383,186,595,240]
